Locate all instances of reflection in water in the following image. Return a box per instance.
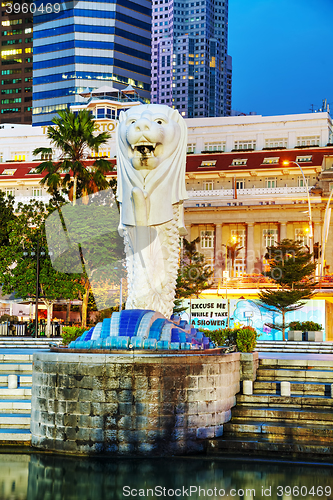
[0,453,332,500]
[0,454,29,500]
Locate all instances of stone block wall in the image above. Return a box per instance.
[239,352,259,381]
[31,351,240,456]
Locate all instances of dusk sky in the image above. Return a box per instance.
[229,0,333,116]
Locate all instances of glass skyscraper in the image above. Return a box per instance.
[151,0,231,118]
[0,4,33,124]
[32,0,151,126]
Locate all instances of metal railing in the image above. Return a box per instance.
[0,321,63,337]
[188,186,309,198]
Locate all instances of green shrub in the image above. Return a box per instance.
[204,327,237,348]
[200,325,259,352]
[235,326,259,353]
[289,321,322,331]
[0,314,18,323]
[61,326,86,346]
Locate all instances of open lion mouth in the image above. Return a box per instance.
[131,141,157,157]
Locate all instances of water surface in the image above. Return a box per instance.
[0,453,332,500]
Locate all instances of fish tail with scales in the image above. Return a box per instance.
[124,205,180,318]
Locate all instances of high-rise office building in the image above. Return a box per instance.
[0,3,33,124]
[32,0,151,126]
[151,0,231,118]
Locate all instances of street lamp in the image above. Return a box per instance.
[23,240,46,338]
[282,160,314,257]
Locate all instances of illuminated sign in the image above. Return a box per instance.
[41,120,117,135]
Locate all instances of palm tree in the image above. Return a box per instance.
[33,108,112,205]
[223,241,244,277]
[33,109,114,328]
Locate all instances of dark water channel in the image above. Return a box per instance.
[1,453,332,500]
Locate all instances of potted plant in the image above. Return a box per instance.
[288,321,323,342]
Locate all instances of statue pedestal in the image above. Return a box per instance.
[31,351,240,456]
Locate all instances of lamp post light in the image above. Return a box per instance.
[282,160,314,258]
[23,240,46,338]
[320,189,333,278]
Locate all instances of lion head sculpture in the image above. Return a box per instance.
[116,104,188,228]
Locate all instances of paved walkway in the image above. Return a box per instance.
[259,351,333,361]
[0,348,49,355]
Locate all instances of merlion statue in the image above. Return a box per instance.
[116,104,188,318]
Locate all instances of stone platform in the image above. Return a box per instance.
[30,350,240,456]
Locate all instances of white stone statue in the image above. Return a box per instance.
[116,104,188,318]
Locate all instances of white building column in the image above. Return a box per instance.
[246,223,255,274]
[280,222,287,241]
[313,222,321,246]
[195,136,204,153]
[215,223,223,279]
[185,224,191,241]
[256,132,264,151]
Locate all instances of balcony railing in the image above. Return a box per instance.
[208,275,333,290]
[188,186,309,198]
[13,195,53,207]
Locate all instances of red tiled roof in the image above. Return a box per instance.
[0,147,332,179]
[0,160,117,179]
[185,147,333,172]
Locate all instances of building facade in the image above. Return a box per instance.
[184,148,333,279]
[0,2,33,124]
[0,105,333,279]
[32,0,151,126]
[151,0,231,118]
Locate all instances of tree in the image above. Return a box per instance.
[175,237,213,304]
[32,109,116,326]
[48,191,125,328]
[258,239,316,340]
[33,108,113,205]
[0,200,84,336]
[0,190,15,246]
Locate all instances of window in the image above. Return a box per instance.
[1,48,22,58]
[296,155,312,163]
[90,150,111,158]
[32,187,42,197]
[264,138,287,148]
[234,140,256,150]
[296,136,320,147]
[199,160,216,168]
[265,177,277,188]
[27,168,38,174]
[236,179,245,189]
[230,229,246,276]
[200,230,214,248]
[204,181,213,190]
[231,229,246,247]
[329,182,333,192]
[262,157,279,164]
[295,228,309,247]
[187,143,196,153]
[231,158,247,166]
[1,168,16,175]
[41,152,52,160]
[263,229,278,247]
[5,187,14,197]
[297,176,310,187]
[11,152,26,161]
[204,141,225,152]
[2,19,22,26]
